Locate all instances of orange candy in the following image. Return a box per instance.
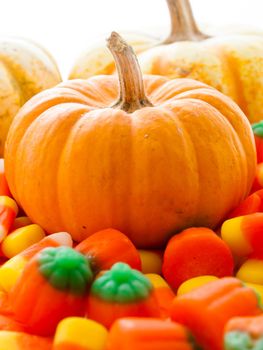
[146,274,175,319]
[76,229,141,272]
[221,213,263,257]
[86,263,160,329]
[0,160,11,197]
[0,196,18,242]
[251,163,263,193]
[162,227,234,290]
[0,331,52,350]
[107,318,196,350]
[171,277,261,350]
[10,246,92,336]
[227,189,263,218]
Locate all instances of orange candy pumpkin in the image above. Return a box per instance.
[5,32,256,248]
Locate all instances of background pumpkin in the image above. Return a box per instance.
[0,37,61,155]
[69,0,263,124]
[5,32,256,248]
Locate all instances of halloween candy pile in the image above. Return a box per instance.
[2,0,263,348]
[0,123,262,349]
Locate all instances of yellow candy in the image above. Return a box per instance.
[139,250,162,274]
[0,255,26,292]
[0,331,18,349]
[1,224,45,258]
[146,273,170,289]
[236,259,263,284]
[245,282,263,303]
[177,275,219,296]
[54,317,108,350]
[0,331,52,349]
[0,196,18,214]
[221,216,252,257]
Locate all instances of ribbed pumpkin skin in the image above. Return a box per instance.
[0,37,61,155]
[139,35,263,124]
[5,75,256,248]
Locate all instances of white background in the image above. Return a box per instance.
[1,0,263,78]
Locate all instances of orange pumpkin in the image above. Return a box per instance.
[0,37,61,155]
[70,0,263,123]
[5,32,256,248]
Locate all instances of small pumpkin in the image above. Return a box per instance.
[5,32,256,248]
[86,262,160,329]
[10,246,93,336]
[70,0,263,123]
[0,37,61,155]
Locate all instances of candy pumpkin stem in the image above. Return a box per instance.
[164,0,210,43]
[107,32,153,113]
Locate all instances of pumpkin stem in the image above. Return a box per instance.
[164,0,210,43]
[107,32,153,113]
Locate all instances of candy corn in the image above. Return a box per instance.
[0,196,18,243]
[53,317,108,350]
[2,224,46,258]
[236,258,263,285]
[177,275,219,296]
[228,189,263,218]
[221,213,263,257]
[146,273,175,318]
[0,232,72,292]
[0,331,52,350]
[0,160,11,197]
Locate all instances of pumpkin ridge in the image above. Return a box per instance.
[169,98,247,224]
[0,39,60,101]
[5,88,96,198]
[14,104,89,231]
[173,87,255,198]
[150,80,211,104]
[57,107,134,241]
[212,46,248,116]
[58,78,119,107]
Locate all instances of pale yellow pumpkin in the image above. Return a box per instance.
[69,0,263,123]
[0,37,61,155]
[69,33,157,79]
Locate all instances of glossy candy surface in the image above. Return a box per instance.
[53,317,108,350]
[107,318,196,350]
[221,213,263,257]
[171,277,262,350]
[2,224,45,258]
